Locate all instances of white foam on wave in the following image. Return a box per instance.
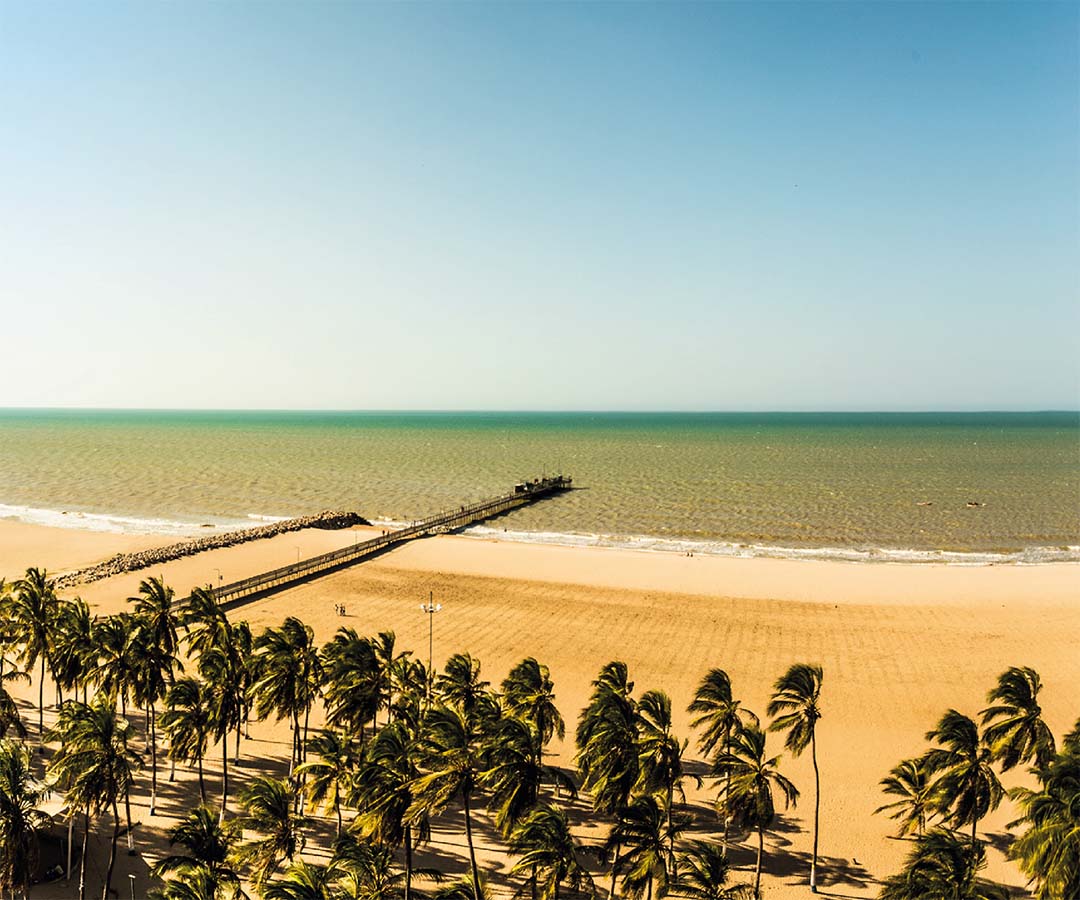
[0,503,271,538]
[458,524,1080,566]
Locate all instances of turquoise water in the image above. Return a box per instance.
[0,410,1077,563]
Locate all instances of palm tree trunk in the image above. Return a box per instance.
[38,657,44,747]
[971,813,978,849]
[102,798,120,900]
[234,719,241,764]
[335,795,342,837]
[78,809,91,900]
[405,825,414,900]
[609,842,621,900]
[754,825,764,900]
[220,734,229,822]
[666,781,676,877]
[149,702,158,815]
[810,730,819,892]
[722,728,731,858]
[124,786,134,855]
[302,703,310,762]
[198,751,206,803]
[463,789,482,900]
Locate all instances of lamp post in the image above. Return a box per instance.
[129,874,136,900]
[419,593,441,704]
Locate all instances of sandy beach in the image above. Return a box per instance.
[4,519,1078,898]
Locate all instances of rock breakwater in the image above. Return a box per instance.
[55,510,371,590]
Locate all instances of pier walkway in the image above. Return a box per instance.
[216,475,572,607]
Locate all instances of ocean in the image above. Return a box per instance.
[1,410,1077,564]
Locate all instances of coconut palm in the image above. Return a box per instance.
[435,653,494,721]
[263,860,344,900]
[0,738,50,899]
[483,714,577,838]
[333,834,442,900]
[51,597,97,705]
[980,666,1056,772]
[295,729,361,835]
[767,663,823,892]
[47,696,143,900]
[371,630,409,727]
[92,613,138,717]
[183,586,231,657]
[923,710,1003,848]
[636,690,697,875]
[199,641,245,820]
[509,803,595,900]
[352,720,430,900]
[130,575,185,680]
[0,666,28,740]
[607,794,687,900]
[1008,735,1080,899]
[576,662,639,899]
[878,828,1009,900]
[253,617,323,772]
[9,567,59,744]
[151,805,244,899]
[237,775,308,887]
[232,621,256,756]
[687,669,758,857]
[408,704,490,900]
[672,842,755,900]
[502,658,566,748]
[321,628,380,739]
[160,678,214,803]
[131,622,172,814]
[874,757,937,838]
[715,725,799,900]
[149,868,227,900]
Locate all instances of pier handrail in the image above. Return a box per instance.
[214,475,570,604]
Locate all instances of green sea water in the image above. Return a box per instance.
[1,410,1077,563]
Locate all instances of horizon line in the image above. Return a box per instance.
[1,406,1078,416]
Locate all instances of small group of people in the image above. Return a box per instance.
[334,603,347,616]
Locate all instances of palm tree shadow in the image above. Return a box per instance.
[983,830,1015,855]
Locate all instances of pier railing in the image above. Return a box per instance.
[215,475,571,607]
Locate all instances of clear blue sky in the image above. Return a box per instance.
[1,1,1076,410]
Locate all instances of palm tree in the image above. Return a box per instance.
[333,834,442,900]
[47,696,143,900]
[980,666,1056,772]
[435,653,492,721]
[151,805,244,899]
[295,729,360,835]
[408,704,490,900]
[130,575,185,680]
[198,636,245,820]
[874,757,937,838]
[253,617,323,772]
[237,775,307,887]
[0,665,28,740]
[483,714,577,838]
[0,738,50,899]
[92,613,138,717]
[263,860,343,900]
[131,622,172,814]
[502,658,566,748]
[509,803,595,900]
[183,586,231,658]
[352,720,429,900]
[321,628,380,740]
[672,842,754,900]
[923,710,1003,848]
[160,678,214,802]
[715,725,799,900]
[878,828,1009,900]
[607,794,686,900]
[51,597,97,705]
[371,630,409,727]
[9,567,59,744]
[687,669,758,857]
[148,867,226,900]
[767,663,823,892]
[576,662,639,900]
[1008,735,1080,900]
[636,690,697,876]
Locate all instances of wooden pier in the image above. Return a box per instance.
[216,475,572,608]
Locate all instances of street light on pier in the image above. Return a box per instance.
[419,593,441,704]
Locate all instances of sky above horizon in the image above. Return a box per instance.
[1,2,1077,411]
